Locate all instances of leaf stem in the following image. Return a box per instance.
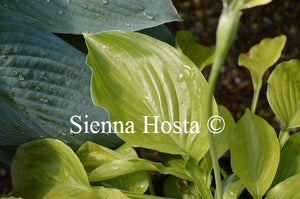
[205,1,243,198]
[251,85,261,113]
[279,128,290,149]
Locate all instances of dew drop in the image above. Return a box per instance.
[40,98,49,103]
[66,0,71,3]
[1,55,7,59]
[189,70,195,81]
[13,70,19,76]
[143,12,154,20]
[102,0,108,5]
[177,73,184,82]
[18,74,24,81]
[112,166,120,170]
[82,3,88,9]
[125,23,130,27]
[138,5,145,11]
[46,0,50,2]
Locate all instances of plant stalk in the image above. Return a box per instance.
[279,128,290,149]
[251,84,261,113]
[205,1,244,198]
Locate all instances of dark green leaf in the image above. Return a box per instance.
[1,0,181,34]
[139,25,175,47]
[0,7,122,153]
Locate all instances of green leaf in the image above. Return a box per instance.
[222,174,245,199]
[230,110,280,198]
[238,36,286,92]
[43,186,129,199]
[243,0,273,9]
[11,138,89,199]
[76,142,190,182]
[10,139,129,199]
[266,174,300,199]
[1,0,181,34]
[214,105,236,158]
[267,60,300,129]
[271,133,300,187]
[161,154,186,177]
[0,7,122,151]
[102,143,149,194]
[175,31,215,70]
[84,30,217,162]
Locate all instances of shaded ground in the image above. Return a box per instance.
[1,0,300,197]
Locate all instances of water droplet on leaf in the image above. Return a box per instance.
[40,98,48,104]
[102,0,108,5]
[177,73,184,82]
[18,74,24,81]
[143,12,154,20]
[138,5,145,11]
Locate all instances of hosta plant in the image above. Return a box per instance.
[1,0,300,199]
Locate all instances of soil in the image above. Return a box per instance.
[1,0,300,197]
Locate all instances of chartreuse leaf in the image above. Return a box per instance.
[43,186,129,199]
[271,132,300,187]
[243,0,272,9]
[0,0,181,34]
[11,139,129,199]
[84,30,217,162]
[0,7,122,153]
[214,105,235,158]
[175,31,215,70]
[230,110,280,198]
[222,174,245,199]
[266,174,300,199]
[76,141,190,182]
[101,143,149,193]
[267,60,300,129]
[161,154,186,177]
[238,36,286,112]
